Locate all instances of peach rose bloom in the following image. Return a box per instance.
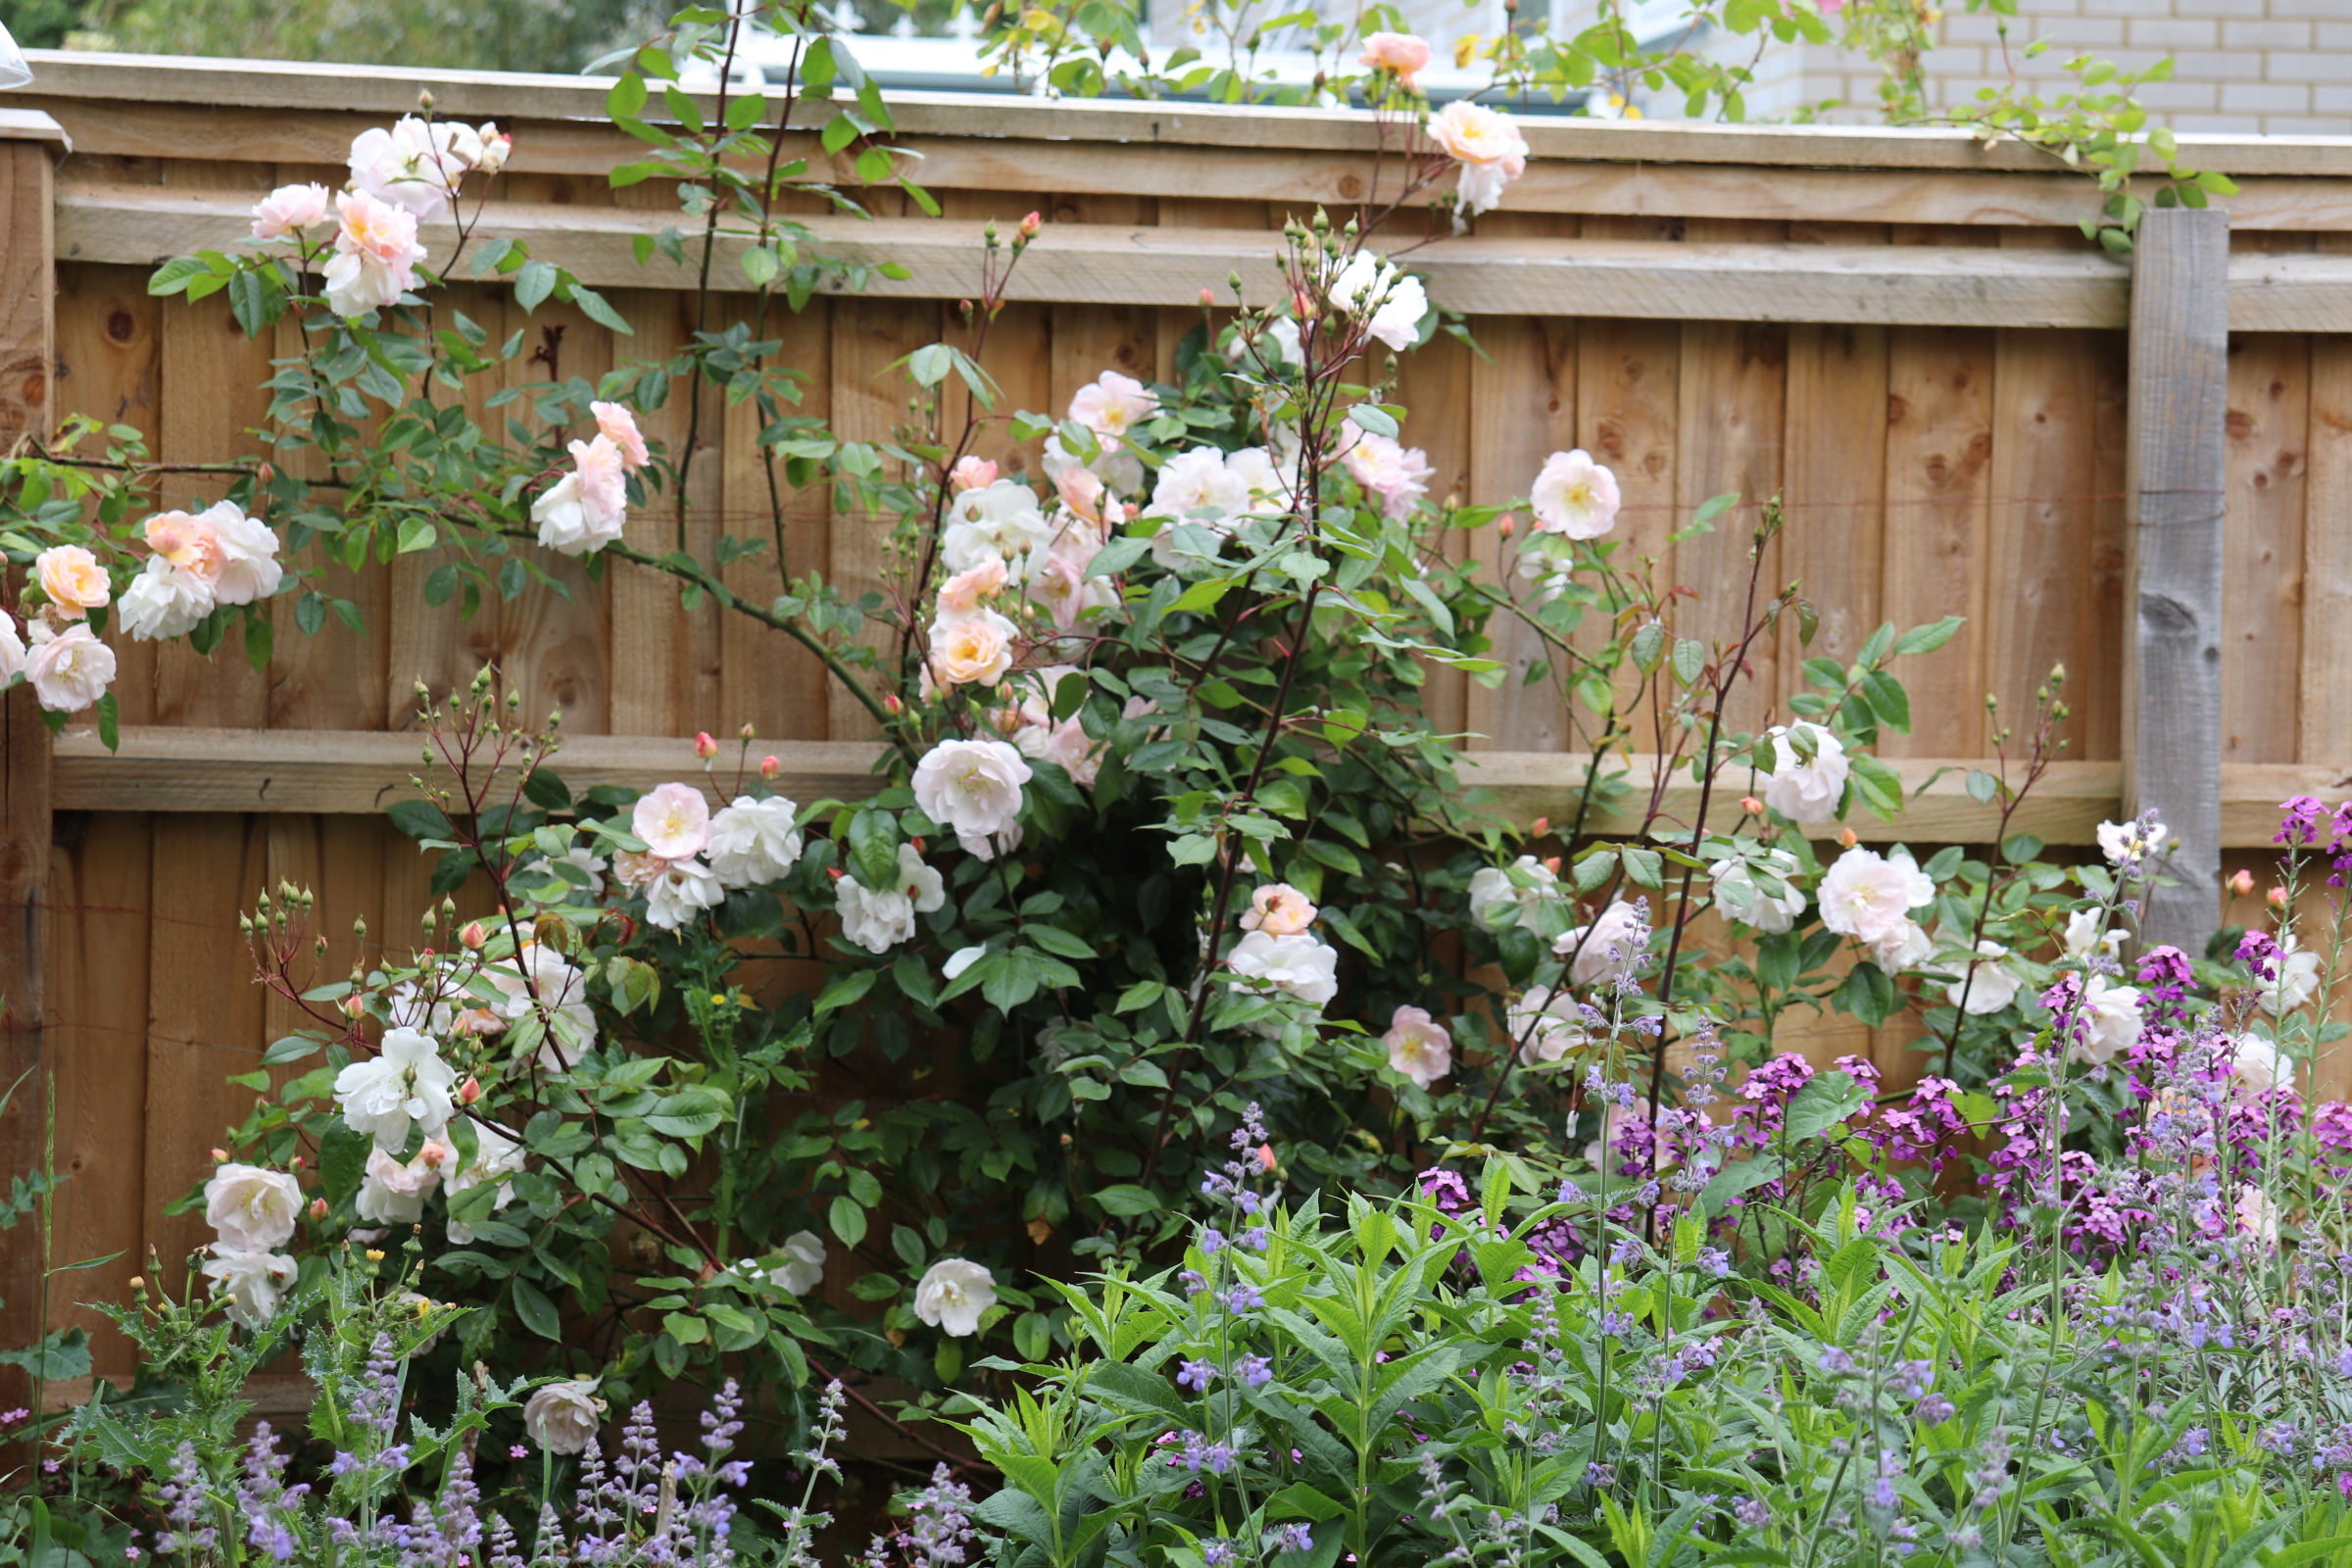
[949,456,1001,493]
[938,559,1008,617]
[1358,31,1432,86]
[1241,882,1317,937]
[35,546,111,616]
[1053,463,1108,526]
[144,511,228,586]
[591,402,650,472]
[931,614,1014,687]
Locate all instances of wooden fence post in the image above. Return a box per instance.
[2124,206,2229,956]
[0,109,61,1396]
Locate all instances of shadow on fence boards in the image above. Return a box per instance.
[4,49,2352,1382]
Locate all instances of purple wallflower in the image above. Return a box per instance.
[2278,796,2327,847]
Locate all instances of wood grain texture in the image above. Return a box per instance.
[1465,308,1578,753]
[43,812,152,1379]
[1674,320,1786,736]
[827,296,938,741]
[55,189,2155,329]
[0,133,56,1411]
[719,296,832,745]
[2221,333,2310,766]
[1880,326,1993,758]
[2125,208,2230,954]
[1781,323,1888,685]
[25,54,2352,178]
[2304,318,2352,769]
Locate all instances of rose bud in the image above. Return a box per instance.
[694,731,719,760]
[1255,1144,1277,1172]
[1541,857,1561,874]
[340,994,366,1017]
[884,693,905,714]
[419,1141,453,1169]
[1530,816,1549,837]
[289,1154,305,1169]
[2269,885,2290,908]
[760,756,781,780]
[210,1148,228,1163]
[1019,211,1042,239]
[911,837,926,854]
[1200,288,1215,307]
[2229,868,2255,897]
[1497,513,1516,537]
[826,866,846,881]
[740,722,756,741]
[458,1076,483,1105]
[1838,828,1859,849]
[309,1198,329,1220]
[459,920,487,950]
[1741,796,1765,816]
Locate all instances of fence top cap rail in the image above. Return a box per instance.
[0,106,67,146]
[25,48,2352,177]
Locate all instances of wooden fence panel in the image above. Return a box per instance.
[14,56,2352,1367]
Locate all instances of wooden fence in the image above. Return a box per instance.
[6,50,2352,1382]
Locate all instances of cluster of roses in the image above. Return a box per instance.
[0,499,285,715]
[1352,31,1532,227]
[248,114,512,318]
[608,776,805,929]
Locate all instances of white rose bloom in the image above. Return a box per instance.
[1226,931,1341,1010]
[1143,448,1250,525]
[644,857,725,930]
[2063,908,2125,959]
[1557,901,1647,989]
[1870,917,1933,974]
[485,941,599,1067]
[442,1122,527,1245]
[523,843,609,908]
[200,1247,298,1331]
[912,739,1031,860]
[2223,1032,2288,1099]
[2095,817,2170,868]
[24,623,115,713]
[347,115,470,220]
[1818,848,1931,946]
[522,1380,606,1455]
[769,1230,827,1297]
[2236,1184,2280,1245]
[1328,251,1426,352]
[1467,855,1560,933]
[708,795,805,888]
[1710,851,1806,934]
[204,1163,303,1251]
[941,481,1056,574]
[334,1027,459,1148]
[119,556,216,641]
[203,502,284,605]
[1943,940,2022,1014]
[0,616,24,685]
[913,1258,997,1338]
[356,1145,442,1225]
[837,842,947,955]
[2070,976,2144,1066]
[1507,986,1588,1066]
[2258,935,2322,1015]
[1383,1005,1452,1090]
[1760,722,1849,826]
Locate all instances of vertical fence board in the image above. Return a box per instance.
[2125,208,2230,954]
[1674,321,1786,736]
[1465,315,1578,754]
[2305,330,2352,769]
[828,296,939,741]
[1880,327,1993,758]
[2221,333,2310,766]
[1781,323,1888,688]
[719,297,832,745]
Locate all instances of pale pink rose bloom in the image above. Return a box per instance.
[1053,463,1107,526]
[2236,1183,2279,1243]
[1241,883,1317,937]
[912,738,1032,858]
[35,546,110,616]
[1340,425,1434,520]
[1817,847,1925,945]
[535,435,629,556]
[1427,101,1530,220]
[347,115,468,220]
[251,181,332,241]
[949,456,1000,493]
[1384,1005,1452,1089]
[24,623,115,713]
[1031,527,1117,634]
[0,616,24,685]
[1068,371,1158,440]
[472,122,514,175]
[591,402,650,472]
[1530,449,1622,539]
[633,781,712,859]
[145,510,227,588]
[1041,717,1102,787]
[1818,0,1847,12]
[323,190,428,318]
[1358,31,1433,86]
[930,610,1016,687]
[938,558,1009,618]
[611,849,671,893]
[203,1163,303,1251]
[1557,900,1646,988]
[198,501,284,605]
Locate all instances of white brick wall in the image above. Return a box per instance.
[1545,0,2352,134]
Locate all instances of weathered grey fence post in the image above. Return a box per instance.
[0,106,60,1413]
[2124,206,2229,956]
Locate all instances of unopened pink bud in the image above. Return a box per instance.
[458,1076,483,1105]
[1254,1144,1277,1172]
[210,1148,228,1163]
[760,755,781,780]
[309,1198,329,1220]
[1497,513,1516,537]
[1019,211,1042,239]
[1741,796,1765,816]
[459,920,487,950]
[1200,288,1215,307]
[1838,828,1860,849]
[1530,816,1549,837]
[2229,868,2255,897]
[694,731,719,760]
[2269,885,2290,908]
[739,722,756,742]
[884,694,904,714]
